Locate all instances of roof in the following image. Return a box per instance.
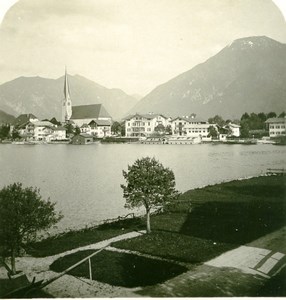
[79,133,93,138]
[90,120,112,126]
[171,116,207,123]
[265,118,286,124]
[71,104,111,120]
[226,123,240,128]
[32,121,54,127]
[124,113,167,121]
[53,126,66,131]
[13,114,38,127]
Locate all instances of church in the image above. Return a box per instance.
[62,68,112,137]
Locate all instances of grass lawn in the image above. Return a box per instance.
[43,175,285,292]
[27,218,144,257]
[112,231,234,263]
[50,249,187,288]
[113,175,285,261]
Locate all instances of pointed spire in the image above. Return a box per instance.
[64,66,70,99]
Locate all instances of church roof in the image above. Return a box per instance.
[71,104,111,120]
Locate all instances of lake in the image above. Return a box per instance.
[0,143,285,233]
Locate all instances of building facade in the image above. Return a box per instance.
[17,120,67,141]
[265,117,286,137]
[171,116,214,138]
[79,119,112,138]
[124,113,170,137]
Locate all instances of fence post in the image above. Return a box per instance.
[88,258,92,281]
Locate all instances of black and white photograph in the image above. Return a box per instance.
[0,0,285,297]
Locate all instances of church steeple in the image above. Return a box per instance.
[62,67,72,123]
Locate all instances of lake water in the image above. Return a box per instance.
[0,143,285,233]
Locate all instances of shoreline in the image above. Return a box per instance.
[38,173,269,240]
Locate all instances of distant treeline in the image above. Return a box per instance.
[208,111,285,138]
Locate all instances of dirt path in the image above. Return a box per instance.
[0,230,145,298]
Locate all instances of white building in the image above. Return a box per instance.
[124,113,170,137]
[224,123,240,137]
[171,116,214,138]
[265,117,286,137]
[17,121,67,141]
[79,119,112,138]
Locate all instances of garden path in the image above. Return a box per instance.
[0,230,145,298]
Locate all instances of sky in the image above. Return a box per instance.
[0,0,286,96]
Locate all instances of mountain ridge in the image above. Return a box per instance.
[0,75,139,121]
[129,36,286,119]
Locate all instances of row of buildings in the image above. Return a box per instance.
[9,69,285,142]
[124,113,241,139]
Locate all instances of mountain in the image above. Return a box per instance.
[0,75,139,120]
[130,36,286,119]
[0,109,15,124]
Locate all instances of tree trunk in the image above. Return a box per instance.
[146,209,151,234]
[11,248,16,275]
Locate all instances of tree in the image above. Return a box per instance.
[0,124,10,140]
[74,126,81,135]
[11,128,20,140]
[121,157,179,233]
[208,115,225,127]
[258,112,267,123]
[0,183,62,275]
[208,125,218,138]
[240,122,250,138]
[241,112,250,121]
[120,123,126,136]
[65,123,74,135]
[165,125,172,135]
[154,124,165,134]
[267,112,277,119]
[111,121,122,135]
[278,112,286,118]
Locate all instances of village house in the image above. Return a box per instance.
[171,115,214,138]
[224,123,240,137]
[79,119,112,138]
[14,118,67,141]
[13,113,39,127]
[71,133,93,145]
[124,113,170,137]
[265,117,286,137]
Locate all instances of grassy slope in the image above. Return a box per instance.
[27,218,144,257]
[113,175,285,261]
[27,175,285,260]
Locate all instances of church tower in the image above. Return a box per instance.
[62,67,72,123]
